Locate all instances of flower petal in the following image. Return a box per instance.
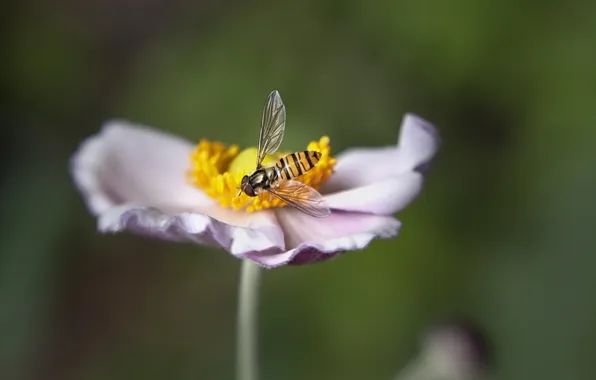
[320,146,399,194]
[98,204,286,256]
[243,209,401,267]
[321,113,439,193]
[70,120,212,216]
[324,172,424,215]
[398,113,440,172]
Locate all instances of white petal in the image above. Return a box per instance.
[321,113,439,193]
[70,120,212,216]
[98,204,285,255]
[243,208,401,267]
[324,172,423,215]
[398,113,440,172]
[320,146,400,194]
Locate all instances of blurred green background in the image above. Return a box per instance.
[2,0,596,379]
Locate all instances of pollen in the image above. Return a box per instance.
[188,136,336,212]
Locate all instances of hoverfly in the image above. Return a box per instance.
[239,90,331,218]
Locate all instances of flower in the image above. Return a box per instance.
[70,106,439,268]
[394,320,490,380]
[417,320,490,380]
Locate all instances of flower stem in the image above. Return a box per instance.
[236,259,262,380]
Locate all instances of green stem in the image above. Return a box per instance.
[236,259,262,380]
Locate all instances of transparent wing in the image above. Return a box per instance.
[267,180,330,218]
[256,90,286,168]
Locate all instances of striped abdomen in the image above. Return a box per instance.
[275,151,322,180]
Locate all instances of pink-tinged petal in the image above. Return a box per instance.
[70,120,212,216]
[324,172,423,215]
[321,113,439,194]
[243,209,401,268]
[398,113,440,173]
[98,204,286,255]
[320,146,399,194]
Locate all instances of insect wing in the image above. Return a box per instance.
[268,180,330,218]
[256,90,286,168]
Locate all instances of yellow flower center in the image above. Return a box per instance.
[188,137,336,212]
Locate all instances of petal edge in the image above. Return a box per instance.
[243,209,401,267]
[98,204,286,257]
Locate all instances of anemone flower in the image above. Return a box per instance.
[70,93,439,268]
[394,320,489,380]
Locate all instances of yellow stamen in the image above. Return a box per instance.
[188,137,336,212]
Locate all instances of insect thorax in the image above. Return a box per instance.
[249,167,280,192]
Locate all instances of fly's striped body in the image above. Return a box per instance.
[238,90,331,218]
[276,151,322,180]
[243,151,322,196]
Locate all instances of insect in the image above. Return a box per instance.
[239,90,331,218]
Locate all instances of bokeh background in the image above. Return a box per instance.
[2,0,596,379]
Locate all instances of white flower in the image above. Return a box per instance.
[70,113,439,268]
